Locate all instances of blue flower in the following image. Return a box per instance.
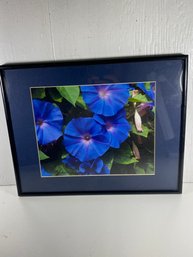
[41,166,52,177]
[62,156,110,175]
[136,82,155,101]
[78,158,110,175]
[80,84,130,116]
[63,117,110,162]
[33,100,64,145]
[94,109,131,148]
[62,156,81,170]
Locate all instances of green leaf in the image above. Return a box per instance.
[125,103,135,119]
[39,150,49,161]
[76,95,87,110]
[114,143,138,165]
[146,163,154,174]
[145,82,151,90]
[43,159,77,176]
[102,151,114,169]
[48,88,63,102]
[134,166,145,174]
[131,124,150,138]
[120,157,139,165]
[57,86,80,106]
[129,93,150,103]
[32,88,45,99]
[61,151,68,159]
[54,164,71,175]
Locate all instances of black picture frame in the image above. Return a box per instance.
[0,54,188,196]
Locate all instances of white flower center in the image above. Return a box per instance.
[98,89,110,99]
[82,134,92,145]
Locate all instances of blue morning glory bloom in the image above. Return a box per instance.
[41,166,52,177]
[78,158,110,175]
[136,82,155,101]
[62,156,81,170]
[63,117,110,162]
[33,100,63,145]
[80,84,130,116]
[94,109,131,148]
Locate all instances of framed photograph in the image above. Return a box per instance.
[0,55,188,195]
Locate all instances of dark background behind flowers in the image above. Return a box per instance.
[31,82,155,177]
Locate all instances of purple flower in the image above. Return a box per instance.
[94,109,131,148]
[78,158,110,175]
[63,117,110,162]
[80,84,130,116]
[137,102,154,112]
[33,100,63,145]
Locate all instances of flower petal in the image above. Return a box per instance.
[37,123,63,145]
[63,118,111,162]
[41,167,52,177]
[64,118,103,137]
[92,158,103,173]
[78,158,109,175]
[102,165,110,174]
[80,84,130,116]
[79,162,90,173]
[94,109,131,148]
[33,99,63,145]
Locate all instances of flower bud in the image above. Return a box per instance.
[132,141,140,160]
[134,109,143,132]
